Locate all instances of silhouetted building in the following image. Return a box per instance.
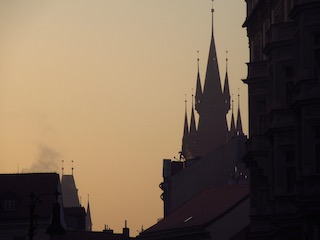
[61,174,92,231]
[161,3,248,218]
[243,0,320,239]
[139,185,250,240]
[181,8,232,160]
[0,173,66,240]
[141,4,249,240]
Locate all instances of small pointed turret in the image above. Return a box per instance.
[86,195,92,231]
[223,51,231,113]
[229,96,236,138]
[190,94,197,134]
[183,98,189,137]
[236,92,244,135]
[195,53,203,114]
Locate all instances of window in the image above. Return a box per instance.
[285,66,294,106]
[285,150,295,193]
[252,35,262,61]
[272,2,284,24]
[314,32,320,79]
[4,200,16,211]
[314,126,320,173]
[263,19,271,51]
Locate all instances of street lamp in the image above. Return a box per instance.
[28,191,66,240]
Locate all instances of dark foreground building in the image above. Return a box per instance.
[0,173,133,240]
[243,0,320,239]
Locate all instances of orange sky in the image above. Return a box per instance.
[0,0,248,234]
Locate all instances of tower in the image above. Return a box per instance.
[182,1,230,160]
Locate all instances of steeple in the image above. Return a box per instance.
[202,0,222,99]
[190,94,197,134]
[195,0,228,156]
[223,51,231,114]
[195,53,203,113]
[180,1,229,160]
[236,92,243,135]
[86,195,92,231]
[183,98,189,137]
[230,95,236,138]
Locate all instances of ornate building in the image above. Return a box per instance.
[181,9,233,160]
[158,0,248,226]
[243,0,320,239]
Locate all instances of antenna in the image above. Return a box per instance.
[62,160,64,176]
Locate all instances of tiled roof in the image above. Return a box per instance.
[143,184,249,234]
[0,173,60,220]
[61,175,80,207]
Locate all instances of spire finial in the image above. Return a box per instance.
[191,89,194,107]
[185,94,187,109]
[211,0,214,32]
[71,160,74,175]
[62,160,64,176]
[197,50,200,72]
[211,0,214,13]
[226,50,228,71]
[238,88,240,107]
[232,94,234,114]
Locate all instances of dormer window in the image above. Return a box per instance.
[4,200,16,211]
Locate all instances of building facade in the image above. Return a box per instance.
[159,4,248,231]
[243,0,320,239]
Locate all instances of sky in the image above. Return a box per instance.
[0,0,248,234]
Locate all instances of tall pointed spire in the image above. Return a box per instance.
[180,1,229,159]
[190,93,197,134]
[202,0,222,98]
[195,52,202,114]
[236,90,243,135]
[230,95,236,138]
[183,97,189,137]
[223,51,231,113]
[194,0,228,156]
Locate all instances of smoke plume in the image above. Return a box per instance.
[29,144,61,172]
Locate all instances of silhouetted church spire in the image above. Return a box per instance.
[190,94,197,134]
[181,2,229,160]
[223,51,231,113]
[229,96,236,138]
[183,98,189,137]
[236,92,243,135]
[86,195,92,231]
[195,54,202,113]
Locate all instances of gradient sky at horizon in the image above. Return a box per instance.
[0,0,248,234]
